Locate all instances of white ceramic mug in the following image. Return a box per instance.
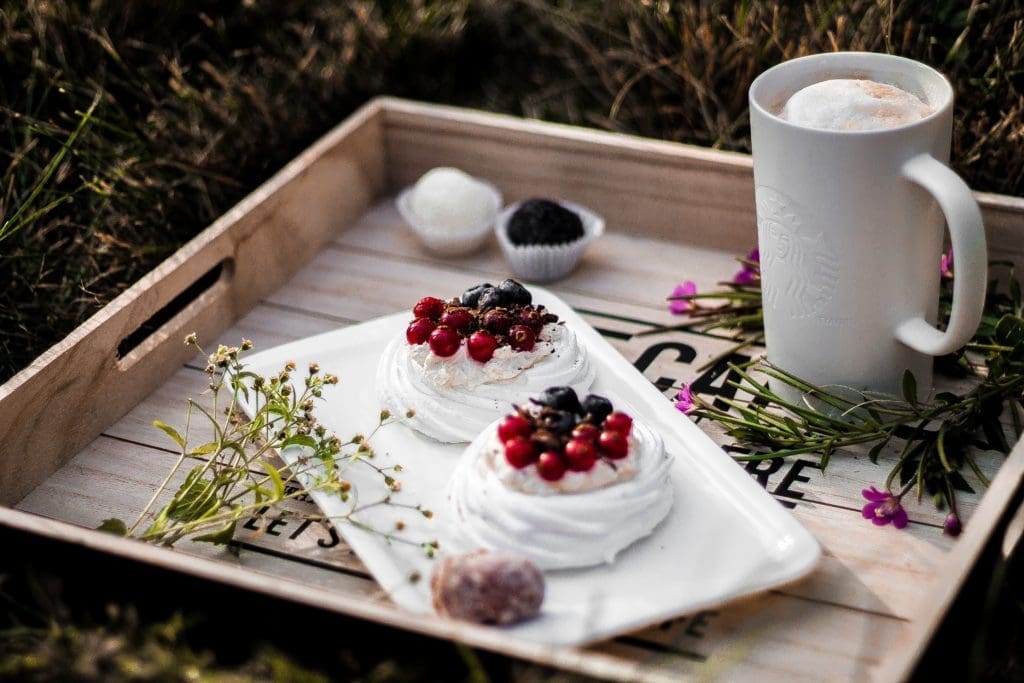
[748,52,987,398]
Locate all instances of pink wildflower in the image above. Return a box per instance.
[668,280,697,315]
[674,384,696,414]
[861,487,909,529]
[940,248,954,280]
[733,248,760,285]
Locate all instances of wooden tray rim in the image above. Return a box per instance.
[2,96,1024,680]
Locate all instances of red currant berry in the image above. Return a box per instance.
[413,296,446,320]
[406,317,436,345]
[508,324,536,352]
[518,308,546,334]
[571,423,599,442]
[497,414,532,442]
[482,309,514,335]
[597,430,629,459]
[603,411,633,436]
[504,436,537,469]
[440,307,474,333]
[563,438,597,472]
[536,451,567,481]
[428,325,461,357]
[466,330,499,363]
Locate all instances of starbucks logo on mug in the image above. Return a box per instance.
[755,186,840,321]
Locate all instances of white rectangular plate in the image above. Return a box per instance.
[239,287,820,646]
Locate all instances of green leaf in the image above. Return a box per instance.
[246,414,266,434]
[143,513,167,539]
[899,444,929,486]
[948,471,976,494]
[867,439,888,464]
[247,484,273,505]
[189,442,218,456]
[936,427,954,473]
[167,466,221,522]
[976,316,998,339]
[152,420,185,448]
[781,417,803,437]
[281,434,317,450]
[982,414,1010,453]
[97,518,128,536]
[901,369,918,406]
[194,520,237,546]
[193,405,226,445]
[819,442,833,470]
[995,315,1024,349]
[262,461,286,500]
[219,440,248,461]
[266,405,291,418]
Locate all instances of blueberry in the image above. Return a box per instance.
[497,279,532,306]
[476,287,508,310]
[540,409,576,435]
[531,386,582,414]
[506,198,584,246]
[461,282,493,308]
[581,394,613,423]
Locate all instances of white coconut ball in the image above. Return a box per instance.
[409,167,495,232]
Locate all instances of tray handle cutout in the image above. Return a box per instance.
[116,258,234,369]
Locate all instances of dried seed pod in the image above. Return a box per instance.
[431,551,544,625]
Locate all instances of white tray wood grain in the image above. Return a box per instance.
[3,98,1024,681]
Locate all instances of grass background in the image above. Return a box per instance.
[2,0,1023,680]
[3,0,1023,383]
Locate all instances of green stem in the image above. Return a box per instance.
[964,451,991,488]
[0,92,101,243]
[130,401,194,535]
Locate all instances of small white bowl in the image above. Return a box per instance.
[495,199,605,283]
[396,178,502,257]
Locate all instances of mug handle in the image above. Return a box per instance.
[894,154,987,355]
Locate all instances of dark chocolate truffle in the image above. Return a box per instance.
[506,198,584,246]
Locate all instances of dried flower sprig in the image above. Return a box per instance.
[666,249,1024,535]
[99,336,435,555]
[652,249,764,371]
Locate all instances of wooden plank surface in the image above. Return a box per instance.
[6,99,1024,682]
[15,191,1017,682]
[379,98,1024,271]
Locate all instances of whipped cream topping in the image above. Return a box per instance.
[375,323,595,443]
[446,417,674,570]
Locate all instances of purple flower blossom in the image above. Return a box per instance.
[668,280,698,315]
[941,248,954,280]
[674,384,696,414]
[943,513,962,537]
[732,248,760,285]
[861,487,909,529]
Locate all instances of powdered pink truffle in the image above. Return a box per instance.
[430,551,544,625]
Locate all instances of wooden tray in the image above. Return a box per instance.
[3,98,1024,681]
